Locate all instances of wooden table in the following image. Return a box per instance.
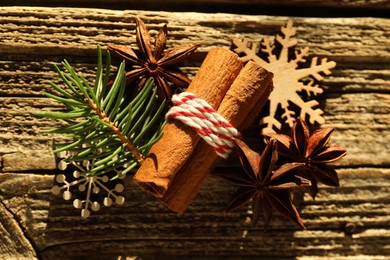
[1,1,389,259]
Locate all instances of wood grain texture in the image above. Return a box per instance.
[5,0,388,7]
[0,168,389,259]
[0,202,38,259]
[3,1,389,18]
[0,6,389,259]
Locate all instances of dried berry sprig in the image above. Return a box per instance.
[52,152,126,218]
[108,17,199,101]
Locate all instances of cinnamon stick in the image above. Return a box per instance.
[161,61,274,213]
[134,48,243,197]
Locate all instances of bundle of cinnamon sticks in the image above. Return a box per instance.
[134,47,273,213]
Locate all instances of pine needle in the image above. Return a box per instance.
[34,45,166,178]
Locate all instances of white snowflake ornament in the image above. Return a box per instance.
[232,20,336,133]
[52,156,125,218]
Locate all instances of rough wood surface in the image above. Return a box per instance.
[3,1,389,17]
[6,0,389,7]
[0,168,389,259]
[0,201,38,259]
[0,6,389,259]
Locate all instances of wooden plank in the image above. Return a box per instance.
[0,62,388,97]
[1,91,389,169]
[0,6,389,259]
[0,7,388,61]
[3,1,389,18]
[0,8,388,98]
[0,7,388,170]
[0,202,38,259]
[0,168,388,258]
[4,0,389,7]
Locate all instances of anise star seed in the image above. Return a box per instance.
[266,118,347,197]
[108,17,199,101]
[214,138,311,229]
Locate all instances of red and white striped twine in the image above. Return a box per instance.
[166,92,240,159]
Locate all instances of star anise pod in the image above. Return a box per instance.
[266,118,347,197]
[108,17,199,101]
[214,138,311,229]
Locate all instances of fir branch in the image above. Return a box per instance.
[88,97,144,162]
[34,46,166,178]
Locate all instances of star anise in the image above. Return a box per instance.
[214,138,311,229]
[108,17,199,101]
[266,118,347,197]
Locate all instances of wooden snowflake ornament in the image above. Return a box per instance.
[232,20,336,133]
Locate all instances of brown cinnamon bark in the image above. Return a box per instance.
[133,47,243,197]
[161,61,274,213]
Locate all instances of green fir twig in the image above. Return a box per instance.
[35,46,166,179]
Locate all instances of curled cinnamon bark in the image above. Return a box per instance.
[162,61,274,213]
[133,48,243,197]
